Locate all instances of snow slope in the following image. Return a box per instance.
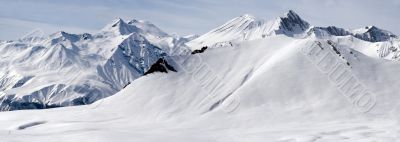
[1,35,400,141]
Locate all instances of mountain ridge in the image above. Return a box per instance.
[187,10,398,50]
[0,17,171,111]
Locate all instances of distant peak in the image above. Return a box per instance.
[110,18,127,27]
[51,31,73,38]
[351,25,397,42]
[100,17,169,37]
[127,18,169,37]
[227,14,255,25]
[361,26,381,32]
[365,25,386,30]
[274,10,310,36]
[127,18,155,27]
[48,31,80,44]
[365,26,375,29]
[240,14,256,20]
[128,19,150,25]
[54,31,67,35]
[364,26,389,33]
[280,10,304,22]
[353,25,393,34]
[101,18,139,35]
[128,19,139,24]
[284,10,298,18]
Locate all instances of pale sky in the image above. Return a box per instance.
[0,0,399,40]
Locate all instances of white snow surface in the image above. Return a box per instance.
[1,35,400,141]
[1,10,400,141]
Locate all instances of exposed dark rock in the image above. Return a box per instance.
[80,33,92,40]
[310,26,351,37]
[354,26,397,42]
[327,40,340,55]
[191,46,208,55]
[0,98,62,111]
[315,41,324,50]
[144,58,177,75]
[278,10,310,32]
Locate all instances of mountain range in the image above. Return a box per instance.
[1,10,399,111]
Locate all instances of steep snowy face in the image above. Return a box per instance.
[0,19,169,111]
[101,18,188,55]
[308,26,352,37]
[127,19,169,38]
[186,14,258,49]
[110,33,166,75]
[101,18,140,36]
[187,11,311,49]
[100,18,170,41]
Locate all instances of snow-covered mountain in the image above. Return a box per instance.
[1,10,400,141]
[0,18,182,111]
[189,11,400,63]
[187,10,310,49]
[187,11,399,57]
[352,26,398,42]
[308,25,398,42]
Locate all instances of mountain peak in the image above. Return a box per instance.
[51,31,68,36]
[128,19,150,25]
[273,10,310,36]
[109,18,126,28]
[366,25,377,30]
[48,31,80,43]
[364,26,392,34]
[187,11,310,48]
[239,14,256,20]
[101,18,139,35]
[283,10,299,19]
[214,14,257,32]
[352,25,397,42]
[127,18,168,37]
[278,10,303,23]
